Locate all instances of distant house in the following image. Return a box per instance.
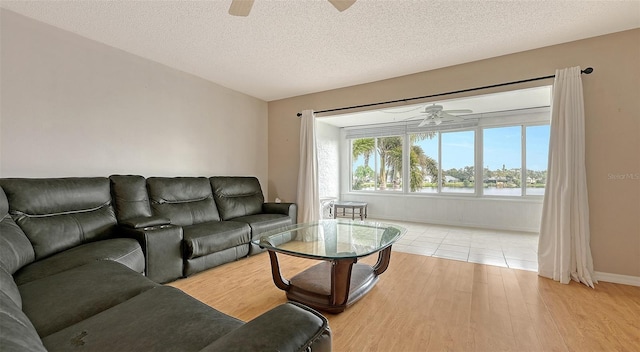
[486,177,507,184]
[444,175,459,183]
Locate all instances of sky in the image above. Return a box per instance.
[414,125,549,171]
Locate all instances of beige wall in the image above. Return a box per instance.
[268,29,640,278]
[0,10,269,188]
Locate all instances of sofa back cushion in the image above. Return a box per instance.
[147,177,220,226]
[110,175,153,222]
[0,186,35,274]
[0,178,117,260]
[0,265,22,308]
[210,177,264,220]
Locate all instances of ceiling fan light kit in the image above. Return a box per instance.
[229,0,356,17]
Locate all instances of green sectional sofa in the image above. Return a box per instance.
[0,176,330,351]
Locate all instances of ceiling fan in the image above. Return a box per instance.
[229,0,356,17]
[406,104,473,127]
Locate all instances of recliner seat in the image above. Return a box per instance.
[146,177,252,276]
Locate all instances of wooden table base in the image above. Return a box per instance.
[266,246,393,313]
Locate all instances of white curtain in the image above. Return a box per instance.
[296,110,320,223]
[538,66,596,288]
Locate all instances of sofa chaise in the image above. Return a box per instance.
[0,176,330,351]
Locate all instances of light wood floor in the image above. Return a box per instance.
[169,251,640,352]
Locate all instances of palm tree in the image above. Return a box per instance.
[408,133,438,191]
[376,136,402,190]
[352,138,375,168]
[351,134,439,191]
[409,145,438,191]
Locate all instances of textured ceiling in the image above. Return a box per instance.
[1,0,639,101]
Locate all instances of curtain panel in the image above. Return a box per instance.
[297,110,320,223]
[538,66,596,287]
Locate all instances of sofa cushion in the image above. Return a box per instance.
[0,265,21,308]
[13,238,144,286]
[0,290,47,352]
[1,187,35,274]
[210,177,264,220]
[200,302,331,352]
[0,186,7,221]
[109,175,153,222]
[42,286,243,352]
[0,178,118,260]
[183,221,251,259]
[232,213,294,240]
[19,260,158,337]
[184,246,250,277]
[0,215,35,275]
[147,177,221,225]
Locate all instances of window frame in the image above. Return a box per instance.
[350,134,406,193]
[348,107,550,198]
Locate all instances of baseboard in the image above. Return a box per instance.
[369,213,540,233]
[595,271,640,287]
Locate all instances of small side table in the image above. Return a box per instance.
[333,201,368,220]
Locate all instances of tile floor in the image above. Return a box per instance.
[377,219,539,272]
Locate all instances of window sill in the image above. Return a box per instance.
[344,190,544,203]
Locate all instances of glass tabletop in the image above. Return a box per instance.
[255,219,407,260]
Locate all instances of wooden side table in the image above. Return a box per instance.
[333,201,368,220]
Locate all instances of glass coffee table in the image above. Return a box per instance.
[255,219,406,313]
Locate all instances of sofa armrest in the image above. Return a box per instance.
[262,203,298,224]
[119,215,171,229]
[121,225,183,283]
[200,302,331,352]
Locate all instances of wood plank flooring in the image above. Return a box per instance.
[169,251,640,352]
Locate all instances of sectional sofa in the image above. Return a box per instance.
[0,176,331,351]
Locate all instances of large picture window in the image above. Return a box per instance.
[349,119,549,197]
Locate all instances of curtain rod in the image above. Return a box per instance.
[296,67,593,117]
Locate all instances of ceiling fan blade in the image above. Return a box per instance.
[442,109,473,114]
[438,112,451,119]
[418,119,429,127]
[402,114,427,121]
[328,0,356,12]
[229,0,254,16]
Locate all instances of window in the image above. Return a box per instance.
[441,130,475,193]
[410,133,438,193]
[375,136,404,191]
[408,131,477,194]
[350,122,548,197]
[483,126,522,196]
[351,136,403,192]
[351,138,375,191]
